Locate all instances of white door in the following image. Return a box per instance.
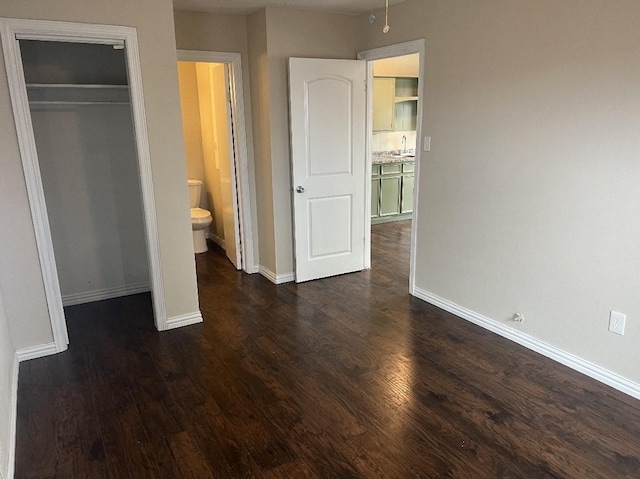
[289,58,367,283]
[212,63,242,269]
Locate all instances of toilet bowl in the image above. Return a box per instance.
[188,179,213,254]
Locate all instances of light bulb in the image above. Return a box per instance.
[369,13,376,24]
[383,24,390,34]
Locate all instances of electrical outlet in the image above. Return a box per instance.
[609,311,626,335]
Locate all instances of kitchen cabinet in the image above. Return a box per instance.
[371,160,414,224]
[373,77,418,132]
[372,78,395,131]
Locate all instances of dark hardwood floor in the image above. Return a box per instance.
[15,220,640,478]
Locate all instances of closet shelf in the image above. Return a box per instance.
[26,83,130,105]
[29,101,130,106]
[26,83,129,89]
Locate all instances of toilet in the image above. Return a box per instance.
[188,179,213,254]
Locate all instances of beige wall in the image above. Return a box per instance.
[0,286,15,478]
[247,9,277,272]
[357,0,640,383]
[0,0,200,349]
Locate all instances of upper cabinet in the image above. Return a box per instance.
[372,78,395,132]
[373,77,419,132]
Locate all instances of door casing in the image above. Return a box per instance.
[358,39,426,294]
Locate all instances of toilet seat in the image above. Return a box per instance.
[190,207,212,224]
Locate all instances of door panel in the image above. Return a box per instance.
[289,58,366,283]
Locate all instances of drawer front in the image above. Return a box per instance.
[402,161,415,173]
[381,163,402,175]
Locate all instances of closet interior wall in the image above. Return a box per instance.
[21,40,150,307]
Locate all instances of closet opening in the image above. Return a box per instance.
[19,39,153,343]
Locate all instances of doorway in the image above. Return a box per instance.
[0,19,167,354]
[359,40,425,293]
[176,50,257,274]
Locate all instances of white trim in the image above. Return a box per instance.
[15,342,57,362]
[412,287,640,401]
[0,18,168,337]
[165,311,203,330]
[7,355,18,479]
[259,266,295,285]
[61,282,151,307]
[358,39,425,292]
[177,49,259,275]
[207,232,226,250]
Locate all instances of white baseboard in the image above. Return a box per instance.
[7,354,18,479]
[258,266,295,284]
[165,311,203,330]
[206,232,225,250]
[62,282,151,307]
[15,342,57,362]
[412,287,640,400]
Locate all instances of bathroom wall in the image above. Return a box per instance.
[177,61,231,245]
[195,63,226,243]
[24,41,150,305]
[177,62,206,187]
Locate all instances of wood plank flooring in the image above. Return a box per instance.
[15,221,640,477]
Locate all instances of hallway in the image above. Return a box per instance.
[15,221,640,477]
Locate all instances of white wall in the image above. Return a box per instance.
[0,0,200,350]
[0,285,16,479]
[358,0,640,385]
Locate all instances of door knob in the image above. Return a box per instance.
[296,186,305,193]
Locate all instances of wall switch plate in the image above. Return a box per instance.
[609,311,626,335]
[423,136,431,151]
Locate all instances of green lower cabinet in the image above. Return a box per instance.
[371,178,380,218]
[379,176,401,216]
[401,175,414,214]
[371,160,414,224]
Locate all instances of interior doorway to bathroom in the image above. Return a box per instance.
[176,50,256,273]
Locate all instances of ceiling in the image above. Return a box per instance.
[172,0,405,16]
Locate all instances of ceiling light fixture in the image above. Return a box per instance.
[383,0,390,33]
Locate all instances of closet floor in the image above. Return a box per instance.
[15,221,640,478]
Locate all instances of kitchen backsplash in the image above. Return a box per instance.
[372,130,417,153]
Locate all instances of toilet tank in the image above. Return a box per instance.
[187,179,202,208]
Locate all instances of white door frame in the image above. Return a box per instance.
[0,18,169,352]
[357,39,425,293]
[177,49,258,274]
